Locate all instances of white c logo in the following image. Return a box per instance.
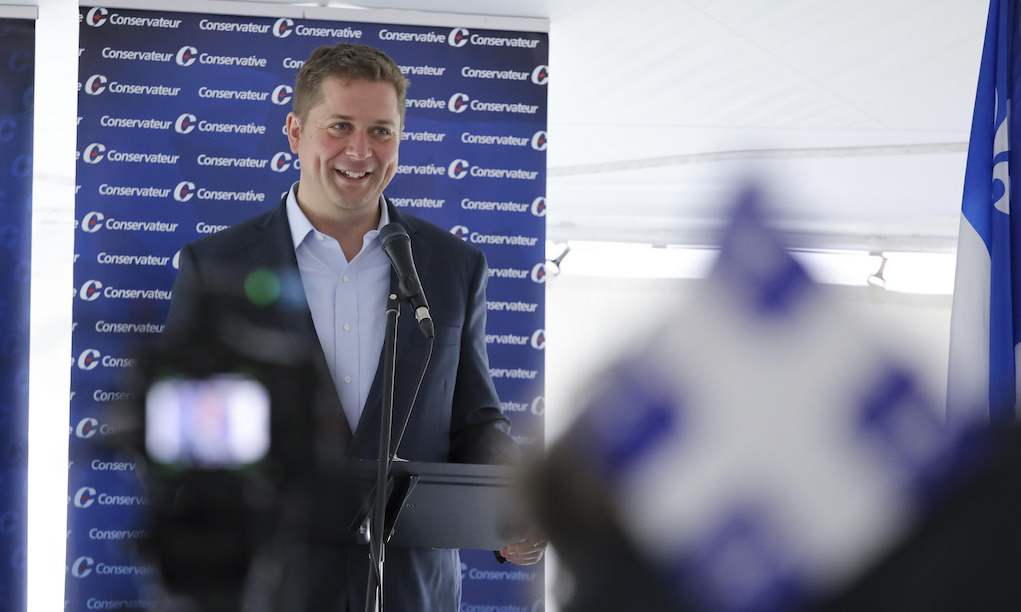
[448,159,469,179]
[448,93,469,113]
[274,18,294,38]
[82,212,104,233]
[74,487,97,508]
[86,7,108,27]
[449,27,469,47]
[83,143,106,164]
[271,152,293,172]
[71,556,95,578]
[176,46,198,67]
[78,349,101,370]
[76,418,99,439]
[531,197,547,217]
[531,65,549,85]
[85,75,107,96]
[272,85,293,106]
[175,113,196,134]
[530,131,548,151]
[79,281,102,301]
[174,181,196,202]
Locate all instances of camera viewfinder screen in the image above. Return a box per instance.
[145,375,271,468]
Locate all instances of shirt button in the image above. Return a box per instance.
[316,233,325,241]
[343,324,351,332]
[344,376,352,383]
[342,276,350,283]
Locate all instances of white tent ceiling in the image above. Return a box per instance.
[240,0,989,252]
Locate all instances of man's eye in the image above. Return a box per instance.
[331,123,349,130]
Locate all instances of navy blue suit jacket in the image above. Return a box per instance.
[163,196,517,611]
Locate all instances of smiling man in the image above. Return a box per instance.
[162,43,544,611]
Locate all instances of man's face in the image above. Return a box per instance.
[286,77,402,223]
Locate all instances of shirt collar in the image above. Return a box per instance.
[285,182,391,250]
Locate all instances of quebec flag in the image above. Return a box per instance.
[947,0,1021,423]
[537,187,969,612]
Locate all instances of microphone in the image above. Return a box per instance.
[379,222,435,339]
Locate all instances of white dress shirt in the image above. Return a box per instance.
[286,184,392,430]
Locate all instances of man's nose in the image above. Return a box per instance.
[346,131,371,159]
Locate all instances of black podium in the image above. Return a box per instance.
[346,460,529,551]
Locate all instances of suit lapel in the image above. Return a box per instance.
[242,202,316,340]
[243,199,354,447]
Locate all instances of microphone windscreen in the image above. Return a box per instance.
[378,222,410,249]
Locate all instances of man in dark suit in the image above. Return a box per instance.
[162,43,545,611]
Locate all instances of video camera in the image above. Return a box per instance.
[108,271,349,612]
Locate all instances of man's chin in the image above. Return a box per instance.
[327,192,384,216]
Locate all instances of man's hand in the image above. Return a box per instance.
[499,533,548,565]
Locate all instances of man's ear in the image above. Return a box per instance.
[285,112,301,154]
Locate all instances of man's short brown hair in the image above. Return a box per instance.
[293,43,409,122]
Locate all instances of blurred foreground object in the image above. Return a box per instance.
[124,287,327,612]
[534,188,1005,612]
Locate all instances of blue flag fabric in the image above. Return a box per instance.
[948,0,1021,423]
[551,186,966,612]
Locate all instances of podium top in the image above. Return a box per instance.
[349,460,529,551]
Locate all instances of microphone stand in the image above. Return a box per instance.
[364,292,401,612]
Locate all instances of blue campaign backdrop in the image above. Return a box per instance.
[70,4,546,610]
[0,14,33,612]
